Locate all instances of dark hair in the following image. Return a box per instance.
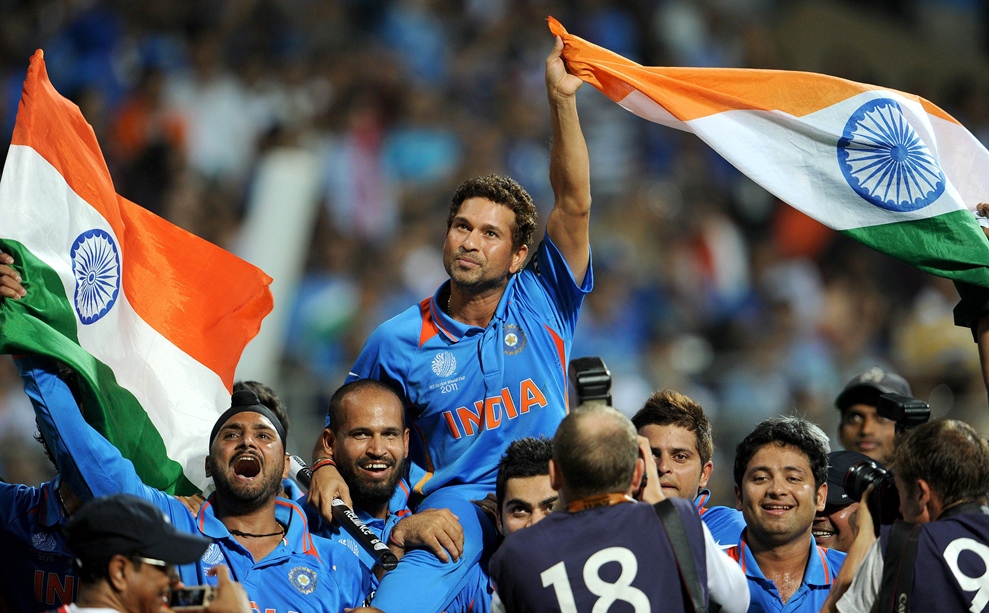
[448,175,538,251]
[632,389,714,466]
[327,379,405,432]
[895,419,989,509]
[553,404,638,500]
[733,416,830,488]
[234,381,289,439]
[496,437,554,509]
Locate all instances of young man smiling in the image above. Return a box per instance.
[728,416,846,612]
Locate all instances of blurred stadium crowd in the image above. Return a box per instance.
[1,0,989,504]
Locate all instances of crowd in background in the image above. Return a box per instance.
[1,0,989,506]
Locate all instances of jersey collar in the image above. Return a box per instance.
[197,495,319,561]
[736,531,835,588]
[429,277,518,342]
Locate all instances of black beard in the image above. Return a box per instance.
[336,457,404,511]
[208,454,283,515]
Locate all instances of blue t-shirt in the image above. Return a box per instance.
[17,354,370,612]
[341,234,592,500]
[726,531,845,612]
[0,476,77,612]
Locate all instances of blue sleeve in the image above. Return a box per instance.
[517,234,593,339]
[700,506,746,548]
[14,354,169,509]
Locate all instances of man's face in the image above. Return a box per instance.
[120,557,177,613]
[638,423,712,501]
[331,388,408,511]
[839,403,896,466]
[206,412,286,511]
[497,474,557,537]
[443,197,527,293]
[736,443,826,549]
[812,502,858,552]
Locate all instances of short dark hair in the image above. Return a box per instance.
[448,175,538,251]
[496,437,554,509]
[553,404,638,500]
[632,389,714,465]
[895,419,989,510]
[733,416,830,488]
[234,381,288,439]
[327,379,405,432]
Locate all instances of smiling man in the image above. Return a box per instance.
[632,389,745,546]
[728,416,846,612]
[812,451,870,553]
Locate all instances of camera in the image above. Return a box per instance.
[876,393,930,433]
[568,357,612,406]
[844,460,901,535]
[169,586,214,611]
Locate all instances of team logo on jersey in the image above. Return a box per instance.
[503,324,527,355]
[432,351,457,377]
[289,566,317,594]
[200,543,224,566]
[31,530,58,552]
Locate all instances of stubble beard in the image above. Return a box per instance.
[208,455,284,515]
[337,456,405,510]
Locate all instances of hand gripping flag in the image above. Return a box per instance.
[548,17,989,328]
[0,51,274,494]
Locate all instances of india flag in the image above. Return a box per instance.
[549,18,989,316]
[0,51,273,495]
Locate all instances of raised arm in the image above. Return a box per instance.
[545,35,591,285]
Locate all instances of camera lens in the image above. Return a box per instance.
[844,460,887,502]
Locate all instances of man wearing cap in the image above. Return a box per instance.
[813,451,871,553]
[834,367,912,467]
[13,354,369,612]
[60,492,251,613]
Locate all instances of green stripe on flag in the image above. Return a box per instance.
[843,210,989,286]
[0,239,196,495]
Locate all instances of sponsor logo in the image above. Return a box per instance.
[431,351,457,378]
[70,228,121,325]
[288,566,318,594]
[503,324,527,355]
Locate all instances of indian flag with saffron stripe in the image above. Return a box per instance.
[549,18,989,308]
[0,51,273,495]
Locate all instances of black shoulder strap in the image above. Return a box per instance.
[654,498,710,613]
[872,521,922,613]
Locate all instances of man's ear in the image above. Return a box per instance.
[204,456,211,478]
[321,428,336,459]
[510,244,529,274]
[403,428,410,459]
[282,454,291,480]
[107,555,129,591]
[549,459,563,492]
[917,478,935,522]
[629,456,645,496]
[699,461,714,490]
[735,485,743,511]
[816,482,828,512]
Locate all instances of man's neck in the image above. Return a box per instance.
[448,282,507,328]
[746,529,812,603]
[75,585,125,612]
[213,496,284,561]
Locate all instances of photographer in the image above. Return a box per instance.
[830,419,989,612]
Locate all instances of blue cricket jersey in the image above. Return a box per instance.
[342,234,592,500]
[17,355,371,613]
[695,489,746,548]
[0,477,77,612]
[725,531,845,613]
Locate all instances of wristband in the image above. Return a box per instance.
[311,458,336,474]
